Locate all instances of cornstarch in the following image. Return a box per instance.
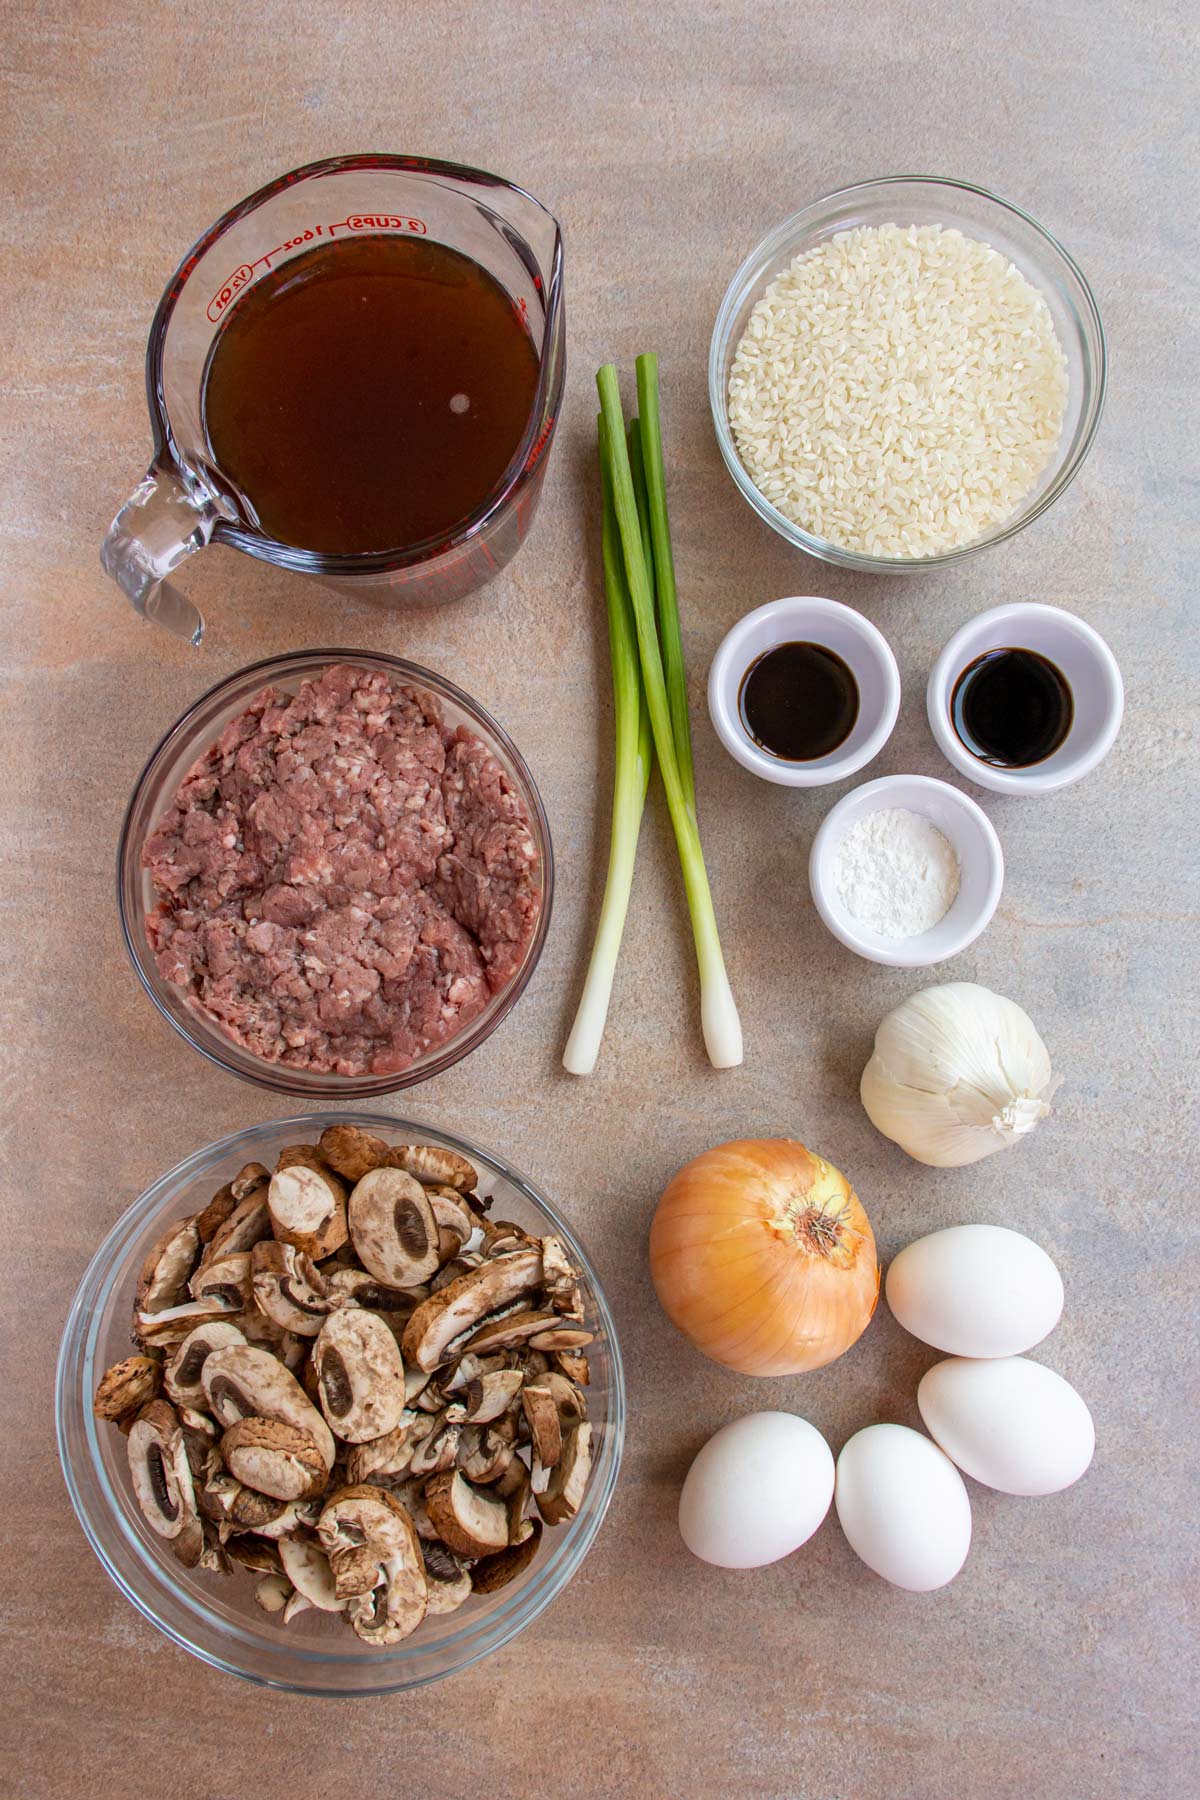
[832,808,960,938]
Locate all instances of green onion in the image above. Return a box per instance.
[562,416,654,1075]
[635,356,696,817]
[596,361,743,1069]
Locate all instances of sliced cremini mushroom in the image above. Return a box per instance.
[163,1320,246,1410]
[421,1541,472,1614]
[226,1535,283,1574]
[424,1188,474,1264]
[470,1517,543,1594]
[94,1355,162,1428]
[278,1535,345,1613]
[134,1294,244,1346]
[255,1571,293,1614]
[461,1308,562,1357]
[250,1497,323,1540]
[188,1250,253,1311]
[319,1484,427,1643]
[430,1253,483,1294]
[312,1307,407,1444]
[221,1417,330,1501]
[460,1368,525,1423]
[268,1160,348,1262]
[402,1247,544,1373]
[343,1412,421,1485]
[480,1220,538,1259]
[457,1423,517,1486]
[521,1383,563,1469]
[195,1162,270,1244]
[197,1523,232,1575]
[317,1124,391,1183]
[200,1343,335,1469]
[275,1144,332,1176]
[127,1399,200,1551]
[383,1144,477,1192]
[392,1478,439,1541]
[552,1349,591,1387]
[348,1167,440,1288]
[250,1240,343,1337]
[528,1323,595,1352]
[193,1184,237,1245]
[535,1422,593,1526]
[423,1469,509,1558]
[408,1407,465,1477]
[325,1268,419,1315]
[135,1217,200,1314]
[198,1187,271,1268]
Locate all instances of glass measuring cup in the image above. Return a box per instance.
[101,155,565,645]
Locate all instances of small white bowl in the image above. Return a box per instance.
[809,775,1004,967]
[708,597,900,787]
[927,603,1123,796]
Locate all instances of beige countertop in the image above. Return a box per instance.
[2,2,1196,1794]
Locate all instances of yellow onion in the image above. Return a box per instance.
[649,1138,879,1376]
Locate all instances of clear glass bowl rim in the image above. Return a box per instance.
[56,1110,625,1696]
[116,648,554,1098]
[708,173,1108,572]
[149,151,566,577]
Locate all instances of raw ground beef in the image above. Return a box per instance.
[143,664,541,1076]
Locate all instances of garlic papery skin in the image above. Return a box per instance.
[860,983,1057,1168]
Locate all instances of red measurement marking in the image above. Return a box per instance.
[327,214,428,238]
[524,412,555,472]
[206,216,427,322]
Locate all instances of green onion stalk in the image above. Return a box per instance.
[564,356,742,1071]
[561,418,654,1075]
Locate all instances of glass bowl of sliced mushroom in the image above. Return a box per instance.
[57,1114,624,1694]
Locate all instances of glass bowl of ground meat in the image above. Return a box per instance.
[118,652,553,1095]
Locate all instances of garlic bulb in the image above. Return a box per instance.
[861,983,1057,1168]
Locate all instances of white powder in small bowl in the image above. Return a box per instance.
[832,807,960,939]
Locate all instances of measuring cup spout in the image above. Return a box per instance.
[100,463,220,644]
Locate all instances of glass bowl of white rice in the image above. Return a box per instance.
[709,176,1105,570]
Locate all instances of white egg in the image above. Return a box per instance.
[885,1223,1064,1358]
[835,1423,971,1591]
[918,1355,1095,1496]
[678,1411,834,1568]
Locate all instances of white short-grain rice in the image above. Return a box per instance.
[727,224,1068,558]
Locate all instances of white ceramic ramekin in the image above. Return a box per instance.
[809,774,1004,967]
[927,603,1123,795]
[707,597,900,787]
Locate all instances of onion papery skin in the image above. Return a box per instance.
[649,1138,880,1377]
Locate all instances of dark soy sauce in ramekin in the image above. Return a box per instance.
[951,646,1074,768]
[738,641,860,761]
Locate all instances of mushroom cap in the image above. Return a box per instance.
[164,1320,247,1409]
[318,1125,391,1184]
[221,1417,330,1501]
[94,1356,162,1424]
[402,1247,544,1373]
[135,1218,200,1314]
[268,1162,349,1261]
[127,1399,198,1543]
[535,1422,593,1526]
[312,1306,407,1444]
[278,1535,345,1611]
[250,1240,342,1337]
[383,1144,477,1192]
[200,1343,335,1468]
[423,1470,509,1558]
[348,1167,440,1288]
[198,1188,270,1266]
[319,1484,428,1641]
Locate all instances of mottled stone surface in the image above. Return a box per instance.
[1,2,1195,1794]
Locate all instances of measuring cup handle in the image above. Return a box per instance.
[100,463,220,645]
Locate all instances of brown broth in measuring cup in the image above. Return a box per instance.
[201,236,540,555]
